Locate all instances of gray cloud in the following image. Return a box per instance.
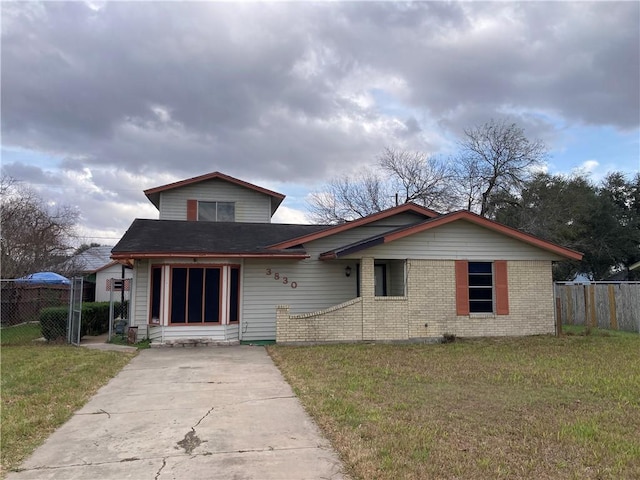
[1,1,638,239]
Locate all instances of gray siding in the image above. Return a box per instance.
[158,178,272,222]
[133,260,149,328]
[241,222,436,340]
[342,220,565,261]
[366,212,430,227]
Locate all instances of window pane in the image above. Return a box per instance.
[151,267,162,321]
[469,274,492,286]
[469,288,493,300]
[198,202,217,222]
[187,268,204,323]
[229,267,240,322]
[171,268,187,323]
[217,202,235,222]
[469,262,492,274]
[470,300,493,313]
[204,268,221,323]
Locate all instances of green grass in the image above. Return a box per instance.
[0,323,43,346]
[0,345,135,475]
[562,324,638,338]
[268,334,640,480]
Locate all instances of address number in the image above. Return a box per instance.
[266,268,298,288]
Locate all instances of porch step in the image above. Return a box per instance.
[150,339,240,348]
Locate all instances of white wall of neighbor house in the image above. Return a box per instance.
[157,178,273,222]
[341,220,565,261]
[95,265,134,302]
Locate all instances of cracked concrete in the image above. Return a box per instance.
[6,346,348,480]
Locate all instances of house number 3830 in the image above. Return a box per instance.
[266,268,298,289]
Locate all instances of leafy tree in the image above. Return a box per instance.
[1,175,79,278]
[491,171,640,280]
[454,119,548,216]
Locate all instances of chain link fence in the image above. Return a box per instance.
[1,279,72,345]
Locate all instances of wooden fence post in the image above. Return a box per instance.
[608,284,618,330]
[555,297,562,336]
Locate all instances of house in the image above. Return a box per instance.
[69,246,133,302]
[111,171,583,345]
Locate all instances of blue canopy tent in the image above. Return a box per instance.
[15,272,71,285]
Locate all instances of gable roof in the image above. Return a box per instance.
[319,210,583,261]
[267,202,440,250]
[67,246,115,273]
[143,171,286,214]
[111,219,330,260]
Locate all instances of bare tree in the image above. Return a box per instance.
[1,175,79,278]
[378,147,455,212]
[454,119,547,217]
[307,168,393,223]
[308,148,457,224]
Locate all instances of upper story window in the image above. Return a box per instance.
[198,201,235,222]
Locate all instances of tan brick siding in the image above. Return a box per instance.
[276,259,556,343]
[276,299,363,343]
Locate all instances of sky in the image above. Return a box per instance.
[2,1,639,247]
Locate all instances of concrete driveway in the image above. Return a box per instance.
[7,346,347,480]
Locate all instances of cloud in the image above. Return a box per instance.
[1,1,638,241]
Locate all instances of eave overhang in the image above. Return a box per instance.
[111,252,310,260]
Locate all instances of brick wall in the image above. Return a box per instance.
[406,260,555,338]
[276,298,363,343]
[275,259,556,343]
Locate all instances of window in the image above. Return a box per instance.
[229,267,240,323]
[468,262,493,313]
[167,265,240,325]
[455,260,509,316]
[150,266,162,324]
[170,267,221,324]
[198,201,235,222]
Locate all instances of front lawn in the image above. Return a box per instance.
[269,333,640,479]
[0,345,135,476]
[0,323,43,346]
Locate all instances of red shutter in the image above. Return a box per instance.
[455,260,469,316]
[494,260,509,315]
[187,199,197,221]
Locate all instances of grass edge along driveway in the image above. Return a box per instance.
[1,345,135,477]
[269,330,640,480]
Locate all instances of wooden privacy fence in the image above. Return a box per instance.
[555,282,640,333]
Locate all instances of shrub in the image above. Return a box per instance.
[39,307,68,341]
[39,302,127,341]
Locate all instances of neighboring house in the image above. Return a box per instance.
[111,171,583,345]
[69,246,133,302]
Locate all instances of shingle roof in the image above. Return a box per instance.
[70,246,115,272]
[111,219,330,259]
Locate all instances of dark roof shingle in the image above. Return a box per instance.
[111,219,329,257]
